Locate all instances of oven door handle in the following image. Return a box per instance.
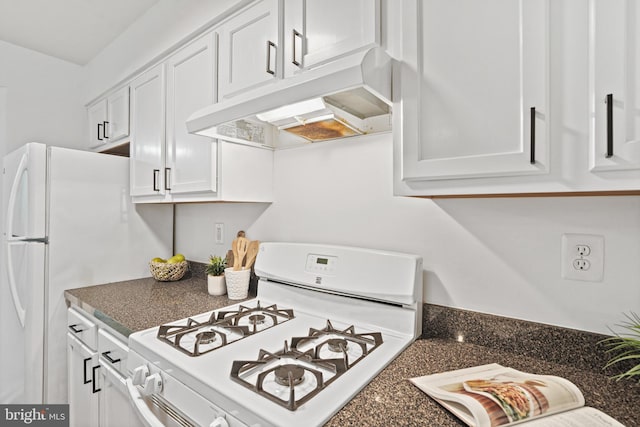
[125,378,170,427]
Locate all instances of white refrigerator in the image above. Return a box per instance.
[0,142,173,404]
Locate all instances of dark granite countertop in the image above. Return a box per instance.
[64,263,254,337]
[65,272,639,426]
[326,338,640,426]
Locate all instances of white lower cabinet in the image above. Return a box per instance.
[67,308,142,427]
[98,330,141,427]
[67,333,99,427]
[99,363,140,427]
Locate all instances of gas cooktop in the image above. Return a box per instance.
[127,242,423,427]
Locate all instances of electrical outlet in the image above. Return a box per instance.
[215,223,224,244]
[576,245,591,256]
[561,234,604,282]
[572,258,590,270]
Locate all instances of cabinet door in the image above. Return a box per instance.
[165,34,218,196]
[87,99,107,148]
[98,363,142,427]
[130,64,166,197]
[67,333,99,427]
[398,0,549,183]
[284,0,379,77]
[218,0,279,100]
[106,86,130,142]
[589,0,640,172]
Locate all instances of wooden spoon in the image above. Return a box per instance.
[243,240,260,269]
[234,237,249,270]
[231,238,239,269]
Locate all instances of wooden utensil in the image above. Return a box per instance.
[231,239,239,269]
[234,237,249,270]
[243,240,260,269]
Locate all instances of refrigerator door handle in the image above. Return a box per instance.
[5,152,29,327]
[6,152,28,241]
[6,244,26,327]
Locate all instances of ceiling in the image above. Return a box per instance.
[0,0,160,65]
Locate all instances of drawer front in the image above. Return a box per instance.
[98,329,128,377]
[67,307,98,350]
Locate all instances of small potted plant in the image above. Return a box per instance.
[205,255,227,296]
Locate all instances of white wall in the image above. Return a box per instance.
[83,0,244,102]
[175,134,640,335]
[0,40,85,154]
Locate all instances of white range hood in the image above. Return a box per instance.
[186,47,393,146]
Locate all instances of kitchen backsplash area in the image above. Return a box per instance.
[175,133,640,336]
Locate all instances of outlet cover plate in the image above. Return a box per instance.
[561,233,604,282]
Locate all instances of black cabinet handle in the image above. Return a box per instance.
[530,107,536,164]
[97,123,103,141]
[292,30,302,67]
[101,351,121,364]
[69,324,84,334]
[83,357,91,384]
[164,168,171,191]
[266,41,276,75]
[153,169,160,192]
[92,365,101,393]
[606,93,613,158]
[103,121,109,139]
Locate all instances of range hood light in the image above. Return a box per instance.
[281,113,335,130]
[256,98,326,123]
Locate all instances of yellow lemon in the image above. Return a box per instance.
[151,257,166,263]
[167,254,185,264]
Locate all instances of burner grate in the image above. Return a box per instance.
[230,321,382,411]
[157,301,294,357]
[230,341,347,411]
[291,320,383,368]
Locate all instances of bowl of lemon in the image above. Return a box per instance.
[149,254,188,281]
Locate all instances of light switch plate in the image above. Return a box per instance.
[215,223,224,244]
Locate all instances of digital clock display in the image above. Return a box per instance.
[316,257,329,265]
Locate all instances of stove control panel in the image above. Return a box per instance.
[305,253,338,275]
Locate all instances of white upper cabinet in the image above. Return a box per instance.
[87,99,107,148]
[283,0,379,77]
[217,0,280,101]
[217,0,380,101]
[87,86,130,150]
[397,0,549,183]
[130,64,166,198]
[129,32,274,203]
[589,0,640,173]
[165,34,217,198]
[394,0,640,196]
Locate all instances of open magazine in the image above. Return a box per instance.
[409,364,624,427]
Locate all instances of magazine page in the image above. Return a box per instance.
[409,364,585,427]
[524,407,624,427]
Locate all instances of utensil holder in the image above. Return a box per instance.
[224,267,251,300]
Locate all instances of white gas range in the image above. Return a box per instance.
[126,242,423,427]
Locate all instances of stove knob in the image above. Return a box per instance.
[210,416,229,427]
[131,365,149,386]
[141,373,163,395]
